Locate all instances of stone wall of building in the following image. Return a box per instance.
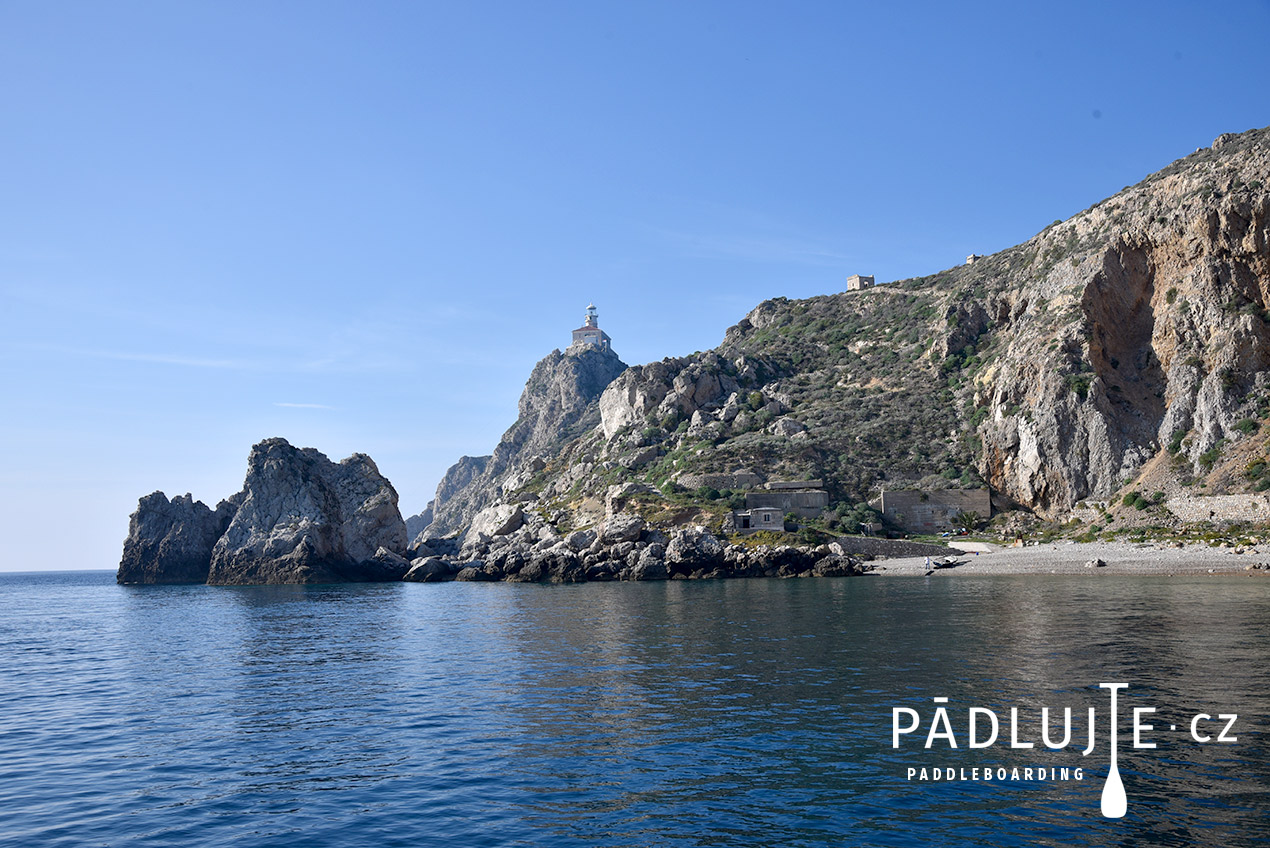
[744,490,829,519]
[876,489,991,533]
[679,471,764,491]
[1165,494,1270,523]
[833,536,967,559]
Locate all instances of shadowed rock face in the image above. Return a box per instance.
[117,492,238,584]
[207,438,408,584]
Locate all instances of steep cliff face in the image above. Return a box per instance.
[425,344,627,535]
[117,492,238,584]
[426,126,1270,535]
[971,129,1270,512]
[208,438,408,584]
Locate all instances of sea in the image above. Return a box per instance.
[0,570,1266,847]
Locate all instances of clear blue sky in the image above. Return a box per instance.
[2,1,1267,570]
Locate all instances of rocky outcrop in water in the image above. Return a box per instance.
[117,492,238,584]
[118,438,409,585]
[207,438,408,584]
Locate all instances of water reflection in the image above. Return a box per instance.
[472,577,1270,846]
[0,572,1266,847]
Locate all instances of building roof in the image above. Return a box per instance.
[572,326,611,335]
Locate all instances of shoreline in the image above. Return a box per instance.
[868,540,1270,577]
[17,541,1270,581]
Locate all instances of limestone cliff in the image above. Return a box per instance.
[428,125,1270,537]
[425,343,627,535]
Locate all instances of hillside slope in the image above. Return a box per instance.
[425,126,1270,540]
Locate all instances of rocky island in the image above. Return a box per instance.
[120,438,410,584]
[122,126,1270,584]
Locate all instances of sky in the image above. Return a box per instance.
[1,0,1268,570]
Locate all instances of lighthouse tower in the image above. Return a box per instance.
[571,303,612,351]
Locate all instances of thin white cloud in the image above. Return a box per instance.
[273,402,336,410]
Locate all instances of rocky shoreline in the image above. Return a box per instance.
[118,439,871,586]
[405,506,868,584]
[120,439,1270,586]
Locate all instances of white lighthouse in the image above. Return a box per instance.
[571,303,612,351]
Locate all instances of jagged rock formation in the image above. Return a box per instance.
[208,438,408,584]
[118,438,409,585]
[425,125,1270,541]
[117,492,238,584]
[425,343,627,535]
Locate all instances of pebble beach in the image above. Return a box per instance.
[870,540,1270,576]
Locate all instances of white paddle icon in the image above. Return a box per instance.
[1099,683,1128,818]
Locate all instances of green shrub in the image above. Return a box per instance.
[1234,418,1259,435]
[1065,373,1093,400]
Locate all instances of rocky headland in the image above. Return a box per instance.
[416,126,1270,542]
[122,127,1270,585]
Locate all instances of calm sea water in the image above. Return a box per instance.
[0,571,1267,847]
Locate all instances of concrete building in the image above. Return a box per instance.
[846,274,875,291]
[875,489,991,534]
[571,303,612,351]
[733,507,784,533]
[745,487,829,519]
